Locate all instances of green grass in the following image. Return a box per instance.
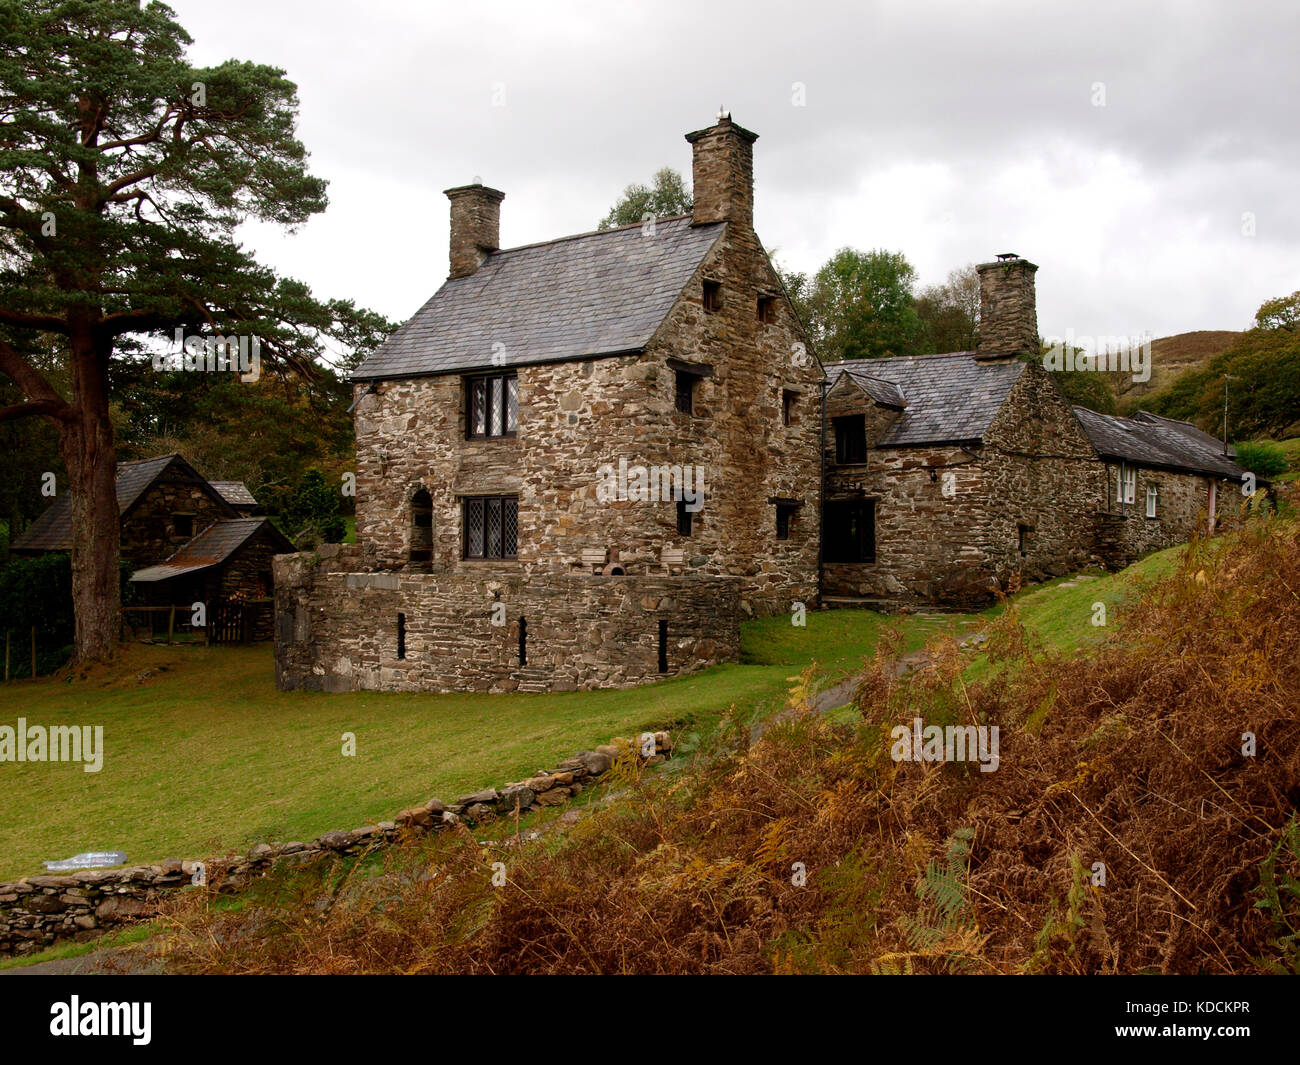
[0,645,806,880]
[1263,437,1300,483]
[741,607,970,681]
[0,543,1195,883]
[959,543,1188,685]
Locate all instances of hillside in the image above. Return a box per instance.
[1111,330,1241,410]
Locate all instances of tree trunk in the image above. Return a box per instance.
[60,323,120,665]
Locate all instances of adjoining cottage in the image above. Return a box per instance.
[821,256,1260,607]
[276,117,1260,693]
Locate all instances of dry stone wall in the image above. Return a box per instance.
[0,732,672,956]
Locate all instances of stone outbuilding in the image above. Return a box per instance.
[820,255,1260,607]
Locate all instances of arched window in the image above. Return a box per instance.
[410,488,433,568]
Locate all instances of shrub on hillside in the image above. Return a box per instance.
[1234,439,1290,479]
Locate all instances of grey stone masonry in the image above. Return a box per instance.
[977,255,1039,359]
[445,184,504,279]
[274,545,740,693]
[686,113,757,230]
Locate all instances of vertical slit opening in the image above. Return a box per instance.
[397,612,406,660]
[518,616,527,666]
[657,619,668,674]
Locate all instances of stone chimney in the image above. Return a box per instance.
[684,112,758,230]
[976,253,1039,359]
[444,183,505,280]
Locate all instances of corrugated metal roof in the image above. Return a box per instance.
[827,352,1025,445]
[1075,407,1252,480]
[352,215,726,380]
[9,454,214,553]
[129,518,291,582]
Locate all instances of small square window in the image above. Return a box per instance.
[757,295,777,323]
[702,280,722,313]
[173,513,194,539]
[675,371,695,415]
[677,499,693,537]
[463,496,518,559]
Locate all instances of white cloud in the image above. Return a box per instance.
[169,0,1299,341]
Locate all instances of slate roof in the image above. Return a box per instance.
[842,368,906,409]
[352,215,727,381]
[209,481,257,508]
[1074,407,1253,480]
[9,454,229,553]
[827,352,1026,446]
[130,519,291,583]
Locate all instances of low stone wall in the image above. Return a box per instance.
[274,543,740,693]
[0,732,672,957]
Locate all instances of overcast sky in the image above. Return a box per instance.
[168,0,1299,351]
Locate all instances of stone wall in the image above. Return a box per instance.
[0,732,672,957]
[980,362,1107,583]
[274,544,739,693]
[1094,464,1222,566]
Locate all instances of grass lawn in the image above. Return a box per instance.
[0,645,797,880]
[0,540,1194,881]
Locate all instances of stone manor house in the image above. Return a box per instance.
[274,115,1255,693]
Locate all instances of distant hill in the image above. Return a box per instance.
[1112,330,1241,412]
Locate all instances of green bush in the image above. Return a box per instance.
[282,468,344,546]
[1234,439,1290,479]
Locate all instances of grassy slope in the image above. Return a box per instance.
[0,544,1191,882]
[0,645,796,880]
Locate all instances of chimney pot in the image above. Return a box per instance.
[445,184,505,280]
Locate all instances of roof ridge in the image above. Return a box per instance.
[835,350,975,368]
[116,453,180,467]
[485,213,710,259]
